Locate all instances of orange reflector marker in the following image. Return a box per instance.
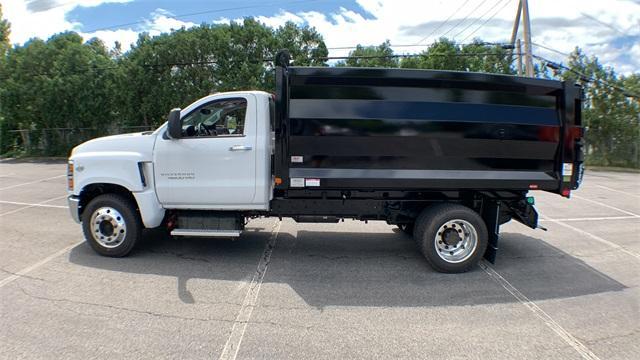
[274,177,282,185]
[67,161,74,191]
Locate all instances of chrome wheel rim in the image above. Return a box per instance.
[89,207,127,248]
[434,219,478,263]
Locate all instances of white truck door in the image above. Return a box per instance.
[153,94,258,208]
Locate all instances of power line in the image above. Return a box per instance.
[460,0,514,43]
[580,12,625,35]
[415,0,472,45]
[452,0,509,40]
[83,0,324,33]
[318,52,521,61]
[325,41,512,51]
[143,52,522,67]
[531,42,571,57]
[533,54,640,99]
[438,0,490,39]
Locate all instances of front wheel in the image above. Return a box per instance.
[414,204,488,273]
[81,194,141,257]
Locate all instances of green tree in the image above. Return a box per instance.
[399,39,513,74]
[119,18,328,127]
[0,3,11,153]
[337,40,398,68]
[0,4,9,56]
[401,38,465,70]
[1,32,120,155]
[274,21,328,66]
[562,48,639,167]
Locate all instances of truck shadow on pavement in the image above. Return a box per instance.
[68,224,626,308]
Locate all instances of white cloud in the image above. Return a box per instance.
[217,0,640,74]
[255,10,304,28]
[4,0,639,74]
[4,0,133,44]
[77,9,196,50]
[143,8,195,34]
[4,1,195,51]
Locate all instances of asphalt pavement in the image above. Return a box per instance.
[1,160,638,359]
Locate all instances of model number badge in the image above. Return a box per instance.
[291,156,303,163]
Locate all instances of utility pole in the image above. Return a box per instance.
[516,39,523,76]
[509,0,523,51]
[521,0,534,77]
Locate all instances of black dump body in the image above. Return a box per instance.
[273,59,583,196]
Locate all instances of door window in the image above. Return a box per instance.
[180,98,247,138]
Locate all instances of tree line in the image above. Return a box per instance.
[0,4,638,167]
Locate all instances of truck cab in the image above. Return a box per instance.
[68,91,273,228]
[154,91,273,210]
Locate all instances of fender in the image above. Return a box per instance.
[71,151,165,228]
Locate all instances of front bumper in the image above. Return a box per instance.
[68,195,81,223]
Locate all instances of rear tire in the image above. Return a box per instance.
[414,204,488,273]
[81,194,141,257]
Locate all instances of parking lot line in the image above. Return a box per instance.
[219,220,281,360]
[541,215,640,261]
[0,174,66,191]
[540,215,640,222]
[595,184,640,198]
[0,241,84,288]
[0,195,68,217]
[0,200,68,209]
[572,194,640,217]
[479,261,601,360]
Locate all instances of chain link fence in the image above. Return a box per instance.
[3,126,156,157]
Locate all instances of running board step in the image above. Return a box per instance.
[170,229,242,237]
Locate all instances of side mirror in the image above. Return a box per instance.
[167,108,182,139]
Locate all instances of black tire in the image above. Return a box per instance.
[397,223,415,236]
[81,194,142,257]
[414,203,488,273]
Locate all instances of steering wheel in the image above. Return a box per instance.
[197,123,211,136]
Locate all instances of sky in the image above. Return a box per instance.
[2,0,639,74]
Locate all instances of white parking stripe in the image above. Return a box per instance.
[540,215,640,222]
[573,194,640,217]
[0,200,68,209]
[541,215,640,260]
[0,174,66,191]
[480,262,601,360]
[0,241,84,288]
[219,221,281,360]
[595,184,640,198]
[0,195,68,217]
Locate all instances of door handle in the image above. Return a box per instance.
[229,145,252,151]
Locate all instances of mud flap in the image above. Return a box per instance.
[507,201,539,230]
[482,200,500,263]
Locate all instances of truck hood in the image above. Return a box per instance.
[70,132,158,161]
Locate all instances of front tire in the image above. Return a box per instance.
[414,204,488,273]
[81,194,141,257]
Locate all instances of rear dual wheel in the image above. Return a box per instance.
[414,204,488,273]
